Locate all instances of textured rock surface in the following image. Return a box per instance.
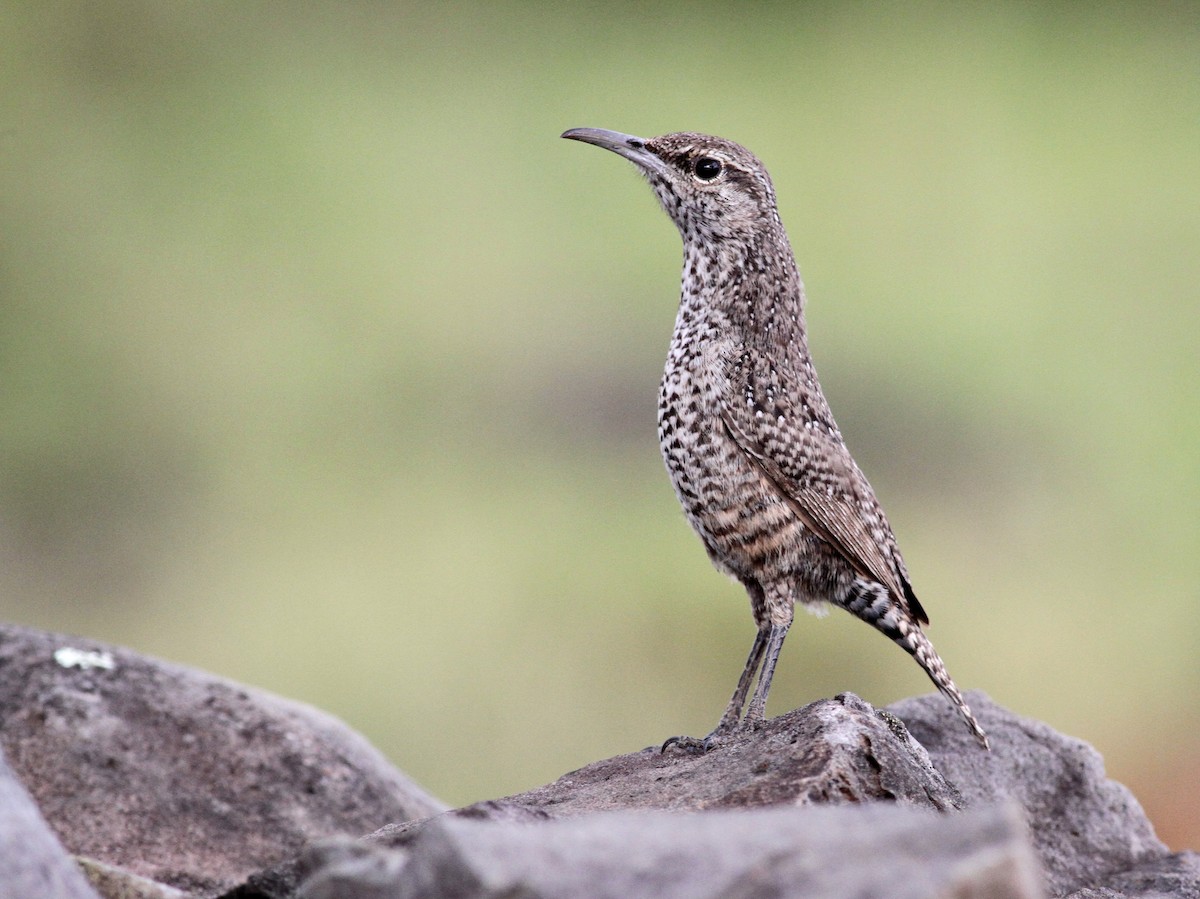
[0,743,101,899]
[0,624,446,895]
[265,691,1197,899]
[1065,853,1200,899]
[4,620,1194,898]
[297,803,1044,899]
[448,691,963,818]
[78,857,191,898]
[222,693,981,899]
[891,693,1197,898]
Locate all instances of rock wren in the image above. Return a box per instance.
[562,127,988,750]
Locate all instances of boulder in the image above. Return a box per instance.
[440,691,962,817]
[298,802,1044,899]
[4,621,1195,898]
[891,693,1200,898]
[269,692,1197,899]
[0,623,446,895]
[0,742,101,899]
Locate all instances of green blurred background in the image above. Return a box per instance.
[3,1,1198,848]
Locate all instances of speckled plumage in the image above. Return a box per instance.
[563,128,987,750]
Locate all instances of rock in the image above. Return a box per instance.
[1064,853,1200,899]
[77,857,190,898]
[227,692,984,898]
[890,692,1200,898]
[0,743,100,899]
[290,838,410,899]
[268,691,1198,899]
[5,619,1191,898]
[0,623,446,895]
[447,691,963,819]
[295,802,1045,899]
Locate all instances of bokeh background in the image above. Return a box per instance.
[3,2,1197,848]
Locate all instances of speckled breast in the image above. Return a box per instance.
[656,345,809,587]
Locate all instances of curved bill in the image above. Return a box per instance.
[561,127,669,177]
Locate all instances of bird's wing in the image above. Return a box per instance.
[720,347,928,624]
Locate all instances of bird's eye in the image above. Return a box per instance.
[693,156,723,181]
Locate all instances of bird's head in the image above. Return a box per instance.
[562,128,782,242]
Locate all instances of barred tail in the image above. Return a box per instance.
[894,616,989,749]
[842,582,990,749]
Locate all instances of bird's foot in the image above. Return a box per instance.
[660,733,718,754]
[661,718,740,754]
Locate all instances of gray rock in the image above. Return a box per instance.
[442,691,963,820]
[0,624,446,896]
[0,743,100,899]
[1064,852,1200,899]
[292,838,409,899]
[219,693,980,899]
[890,692,1200,897]
[8,617,1186,899]
[297,802,1044,899]
[346,691,1192,899]
[77,857,190,898]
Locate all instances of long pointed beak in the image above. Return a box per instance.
[561,127,670,177]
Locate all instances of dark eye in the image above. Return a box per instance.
[693,156,722,181]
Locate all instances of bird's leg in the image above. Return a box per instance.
[661,626,768,754]
[712,624,768,734]
[742,622,789,726]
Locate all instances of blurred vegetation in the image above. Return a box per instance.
[2,1,1197,848]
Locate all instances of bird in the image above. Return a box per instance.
[561,127,989,751]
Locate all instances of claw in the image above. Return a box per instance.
[661,734,707,754]
[662,719,742,754]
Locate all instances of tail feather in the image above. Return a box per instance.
[841,579,989,749]
[894,616,989,749]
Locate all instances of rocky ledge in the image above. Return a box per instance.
[0,623,1195,898]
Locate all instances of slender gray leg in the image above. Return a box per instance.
[662,583,772,754]
[711,625,768,734]
[662,625,770,753]
[743,622,789,725]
